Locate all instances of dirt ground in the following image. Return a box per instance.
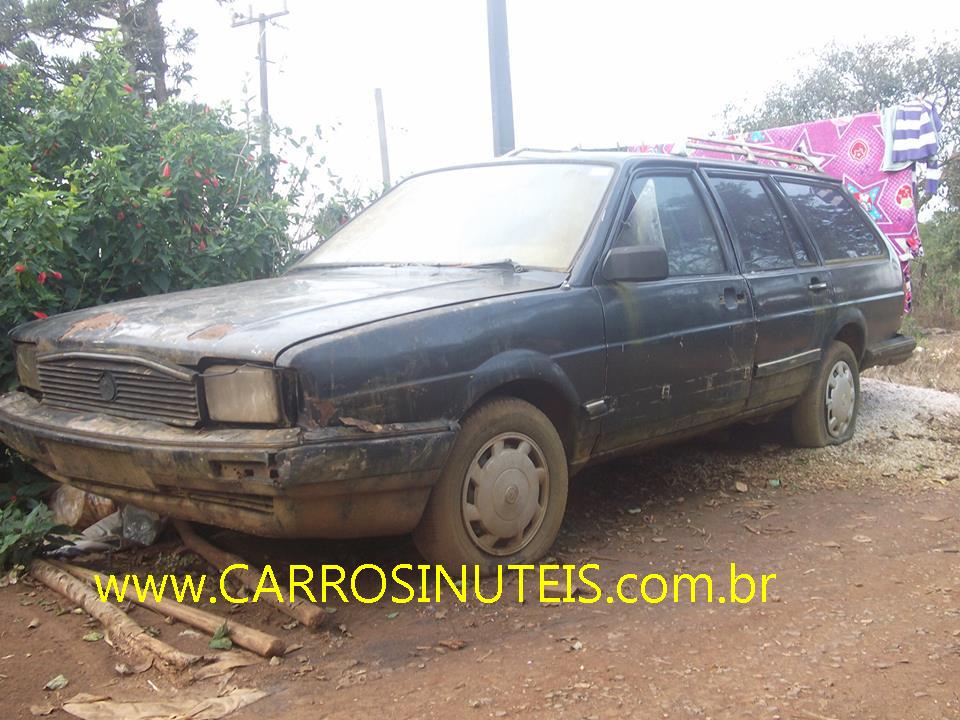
[3,370,960,719]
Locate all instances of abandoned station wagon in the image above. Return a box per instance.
[0,141,916,568]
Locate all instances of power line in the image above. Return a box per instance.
[230,2,290,163]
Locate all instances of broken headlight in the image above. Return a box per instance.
[203,365,284,424]
[15,343,40,391]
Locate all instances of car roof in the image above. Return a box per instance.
[503,148,841,185]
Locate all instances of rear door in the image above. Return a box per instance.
[703,171,834,409]
[775,178,905,350]
[596,168,756,453]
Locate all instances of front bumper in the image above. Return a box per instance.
[0,392,456,538]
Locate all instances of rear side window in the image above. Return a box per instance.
[779,181,886,260]
[615,174,726,276]
[709,177,795,273]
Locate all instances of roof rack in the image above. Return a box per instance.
[508,145,628,156]
[508,139,823,174]
[676,137,822,173]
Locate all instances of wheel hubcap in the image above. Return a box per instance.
[461,432,549,556]
[825,360,855,437]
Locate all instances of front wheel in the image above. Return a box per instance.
[791,340,860,447]
[413,397,568,573]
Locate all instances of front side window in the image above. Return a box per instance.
[709,176,796,273]
[614,174,726,276]
[297,162,615,272]
[779,181,886,261]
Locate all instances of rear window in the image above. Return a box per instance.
[779,181,886,261]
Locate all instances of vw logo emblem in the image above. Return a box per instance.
[97,371,118,402]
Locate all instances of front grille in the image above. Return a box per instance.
[38,354,201,427]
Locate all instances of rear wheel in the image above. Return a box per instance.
[413,398,568,573]
[791,340,860,447]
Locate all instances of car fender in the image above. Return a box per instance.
[824,306,867,360]
[460,349,582,415]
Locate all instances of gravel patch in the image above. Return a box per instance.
[605,378,960,497]
[768,378,960,492]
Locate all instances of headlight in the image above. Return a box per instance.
[15,343,40,391]
[203,365,283,424]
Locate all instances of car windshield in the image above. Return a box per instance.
[297,162,615,271]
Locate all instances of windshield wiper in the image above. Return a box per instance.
[288,262,429,272]
[291,259,530,274]
[447,259,527,273]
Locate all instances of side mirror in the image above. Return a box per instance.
[601,245,669,282]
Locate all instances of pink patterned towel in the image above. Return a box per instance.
[629,112,919,310]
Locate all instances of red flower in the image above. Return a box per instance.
[162,163,171,178]
[198,239,207,251]
[212,178,220,188]
[202,178,210,186]
[37,271,47,285]
[116,210,125,221]
[123,83,134,93]
[136,222,144,229]
[162,189,172,197]
[32,311,48,320]
[14,264,26,274]
[194,170,202,179]
[192,223,201,234]
[51,271,62,280]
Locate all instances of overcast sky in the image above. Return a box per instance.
[162,0,960,193]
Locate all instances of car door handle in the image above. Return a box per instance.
[808,279,828,292]
[721,286,747,309]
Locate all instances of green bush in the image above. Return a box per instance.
[0,463,66,570]
[913,213,960,330]
[0,36,295,390]
[0,502,65,571]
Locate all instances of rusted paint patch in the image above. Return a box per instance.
[339,416,385,433]
[187,323,235,341]
[59,312,124,340]
[306,398,337,426]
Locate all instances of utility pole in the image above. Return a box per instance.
[486,0,515,156]
[374,88,391,188]
[231,2,290,163]
[231,3,289,275]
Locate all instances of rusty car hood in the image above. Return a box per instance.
[13,266,562,366]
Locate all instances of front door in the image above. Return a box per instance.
[596,169,757,454]
[703,171,834,408]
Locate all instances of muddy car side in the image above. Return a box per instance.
[0,154,914,568]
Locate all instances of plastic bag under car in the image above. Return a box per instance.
[49,486,116,529]
[47,505,165,558]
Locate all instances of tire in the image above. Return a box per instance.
[413,397,568,573]
[791,340,860,448]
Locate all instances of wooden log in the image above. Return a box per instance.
[174,521,325,630]
[55,561,286,658]
[29,559,199,670]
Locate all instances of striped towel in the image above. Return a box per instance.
[888,101,943,195]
